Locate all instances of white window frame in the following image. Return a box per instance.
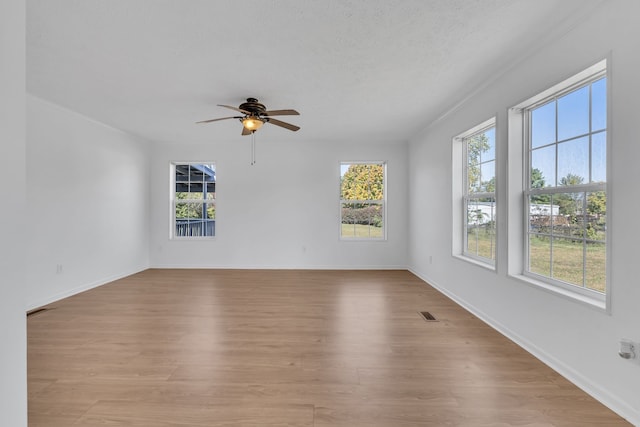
[452,117,497,269]
[339,161,387,241]
[508,59,609,310]
[170,162,216,240]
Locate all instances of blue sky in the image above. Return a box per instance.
[531,77,606,186]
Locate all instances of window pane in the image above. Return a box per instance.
[467,199,482,228]
[484,127,496,161]
[558,86,589,141]
[369,204,384,238]
[477,199,495,260]
[553,192,584,237]
[586,242,606,293]
[468,164,480,193]
[480,160,495,192]
[467,132,491,161]
[531,145,556,187]
[586,191,606,241]
[175,202,190,220]
[341,202,357,222]
[529,234,551,277]
[467,143,480,193]
[529,191,606,292]
[205,202,216,220]
[340,202,383,238]
[340,164,384,201]
[466,129,494,194]
[591,77,607,132]
[591,131,606,183]
[531,101,555,148]
[529,196,553,235]
[340,202,357,238]
[466,231,477,255]
[466,198,495,260]
[466,200,480,256]
[175,202,215,237]
[552,237,584,287]
[557,136,588,186]
[177,201,204,219]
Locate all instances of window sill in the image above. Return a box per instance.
[171,236,216,241]
[340,238,387,242]
[453,254,496,271]
[509,273,608,313]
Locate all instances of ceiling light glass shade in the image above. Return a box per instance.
[242,116,264,131]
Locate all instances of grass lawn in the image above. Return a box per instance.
[467,228,495,260]
[469,232,606,293]
[529,236,605,293]
[341,223,383,238]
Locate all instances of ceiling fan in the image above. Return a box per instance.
[197,97,300,135]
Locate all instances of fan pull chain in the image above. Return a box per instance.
[250,131,256,165]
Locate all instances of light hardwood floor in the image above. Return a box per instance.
[28,269,630,426]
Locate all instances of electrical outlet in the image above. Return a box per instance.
[56,264,63,274]
[619,339,637,360]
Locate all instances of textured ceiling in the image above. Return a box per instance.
[26,0,600,145]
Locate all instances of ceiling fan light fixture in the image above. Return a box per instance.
[242,116,264,131]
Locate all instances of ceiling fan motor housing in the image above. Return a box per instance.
[239,98,266,115]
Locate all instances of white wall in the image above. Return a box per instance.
[408,1,640,424]
[150,139,408,269]
[0,0,27,425]
[26,95,151,309]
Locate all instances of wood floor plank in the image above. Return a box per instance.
[77,400,315,427]
[28,269,631,426]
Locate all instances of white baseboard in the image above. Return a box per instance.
[149,264,409,270]
[26,266,148,311]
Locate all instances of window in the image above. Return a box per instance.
[509,60,608,306]
[453,118,497,267]
[171,163,216,238]
[340,162,386,240]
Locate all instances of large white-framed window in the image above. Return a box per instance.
[509,60,608,308]
[453,118,497,267]
[340,162,386,240]
[170,162,216,239]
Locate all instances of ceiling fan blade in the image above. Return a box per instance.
[196,116,240,124]
[242,126,252,136]
[263,109,299,116]
[266,118,300,132]
[218,104,251,115]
